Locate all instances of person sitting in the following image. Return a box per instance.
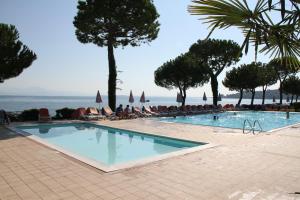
[116,104,124,118]
[124,105,136,119]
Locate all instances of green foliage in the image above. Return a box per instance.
[19,109,39,121]
[73,0,160,110]
[268,57,298,103]
[154,53,209,105]
[189,39,241,75]
[55,108,76,119]
[73,0,160,47]
[188,0,300,69]
[0,23,37,83]
[223,66,248,92]
[259,64,278,88]
[189,38,241,105]
[282,75,300,96]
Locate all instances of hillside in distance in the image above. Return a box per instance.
[223,89,290,99]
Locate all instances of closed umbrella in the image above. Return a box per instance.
[203,92,207,104]
[96,90,102,110]
[218,93,222,101]
[273,96,276,103]
[129,90,134,105]
[140,91,146,104]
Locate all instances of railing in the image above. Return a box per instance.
[243,119,263,134]
[253,120,263,133]
[243,119,253,134]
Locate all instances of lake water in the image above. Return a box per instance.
[0,95,275,115]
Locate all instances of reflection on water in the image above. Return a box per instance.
[18,123,201,165]
[107,130,116,164]
[39,126,51,134]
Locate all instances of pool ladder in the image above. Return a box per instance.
[243,119,263,134]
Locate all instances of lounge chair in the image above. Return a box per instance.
[102,106,119,120]
[133,107,151,117]
[168,106,179,116]
[157,106,169,116]
[83,107,106,120]
[71,108,86,119]
[144,107,159,116]
[39,108,51,122]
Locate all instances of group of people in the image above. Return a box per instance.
[115,104,136,119]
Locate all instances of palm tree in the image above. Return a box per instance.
[188,0,300,69]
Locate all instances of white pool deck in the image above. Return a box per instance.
[0,118,300,199]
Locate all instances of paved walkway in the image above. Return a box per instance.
[0,119,300,200]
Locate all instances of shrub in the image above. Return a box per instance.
[55,108,75,119]
[19,109,39,121]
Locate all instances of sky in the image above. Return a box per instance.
[0,0,279,97]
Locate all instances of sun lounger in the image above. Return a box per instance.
[71,108,86,119]
[145,107,159,116]
[157,106,169,116]
[83,107,105,120]
[133,107,151,117]
[39,108,51,122]
[102,106,119,120]
[168,106,179,116]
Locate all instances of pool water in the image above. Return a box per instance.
[17,123,202,166]
[157,111,300,131]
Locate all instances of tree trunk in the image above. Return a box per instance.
[237,89,243,106]
[279,80,283,105]
[251,89,255,106]
[210,76,218,106]
[182,89,187,106]
[107,39,117,111]
[262,87,266,105]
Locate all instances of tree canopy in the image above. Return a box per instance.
[0,23,37,83]
[259,63,278,104]
[189,39,242,106]
[73,0,160,110]
[282,75,300,101]
[223,62,262,106]
[154,53,209,106]
[268,57,298,104]
[188,0,300,69]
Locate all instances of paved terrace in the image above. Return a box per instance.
[0,119,300,200]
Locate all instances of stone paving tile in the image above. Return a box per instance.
[1,121,300,199]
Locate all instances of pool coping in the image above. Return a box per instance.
[7,122,217,173]
[155,111,300,133]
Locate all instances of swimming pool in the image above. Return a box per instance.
[157,111,300,131]
[16,123,206,171]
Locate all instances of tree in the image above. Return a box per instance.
[188,0,300,69]
[282,75,300,103]
[243,62,263,106]
[74,0,160,111]
[259,63,278,105]
[0,23,37,83]
[154,54,209,106]
[268,57,297,104]
[223,63,261,106]
[223,67,248,106]
[189,39,241,106]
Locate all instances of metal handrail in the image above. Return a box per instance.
[243,119,253,134]
[253,120,263,134]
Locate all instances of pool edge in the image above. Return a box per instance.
[7,124,217,173]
